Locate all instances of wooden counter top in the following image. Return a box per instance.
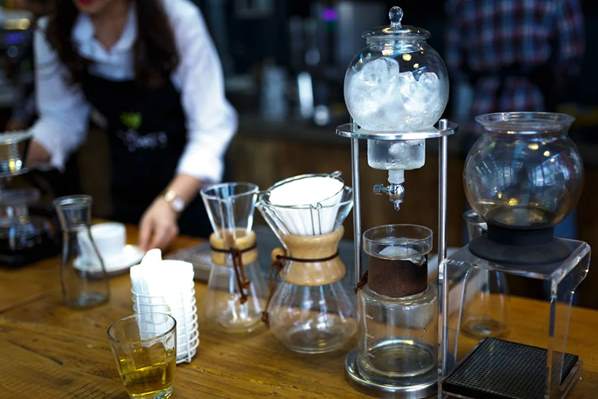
[1,225,597,398]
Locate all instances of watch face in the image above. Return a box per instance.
[172,197,185,212]
[164,191,185,213]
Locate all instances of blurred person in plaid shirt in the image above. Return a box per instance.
[446,0,585,116]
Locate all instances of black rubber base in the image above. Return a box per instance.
[469,224,573,265]
[443,338,580,399]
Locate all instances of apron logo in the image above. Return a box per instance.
[117,130,169,152]
[120,112,142,130]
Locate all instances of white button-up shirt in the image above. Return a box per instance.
[30,0,236,182]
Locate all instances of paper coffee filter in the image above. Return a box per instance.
[267,203,340,236]
[260,174,352,236]
[268,176,343,206]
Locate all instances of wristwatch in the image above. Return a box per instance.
[163,190,186,213]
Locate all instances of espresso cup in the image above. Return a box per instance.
[79,222,126,265]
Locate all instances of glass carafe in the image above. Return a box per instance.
[200,182,266,333]
[54,195,110,308]
[257,174,356,354]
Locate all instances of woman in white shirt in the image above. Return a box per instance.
[27,0,237,249]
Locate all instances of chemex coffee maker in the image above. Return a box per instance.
[336,5,457,398]
[0,131,58,266]
[440,112,591,399]
[257,173,356,354]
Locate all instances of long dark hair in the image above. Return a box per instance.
[45,0,179,86]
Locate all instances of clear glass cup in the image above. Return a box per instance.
[107,313,176,399]
[357,224,437,389]
[54,195,109,308]
[462,210,510,338]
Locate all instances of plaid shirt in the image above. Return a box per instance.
[446,0,585,115]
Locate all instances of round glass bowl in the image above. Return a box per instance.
[464,112,583,229]
[344,6,448,132]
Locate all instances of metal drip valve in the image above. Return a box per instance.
[373,169,405,211]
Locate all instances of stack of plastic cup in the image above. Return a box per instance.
[130,249,199,363]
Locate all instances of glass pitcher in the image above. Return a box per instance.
[54,195,110,308]
[200,182,267,333]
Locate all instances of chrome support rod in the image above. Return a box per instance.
[438,119,448,265]
[438,119,449,379]
[351,137,362,283]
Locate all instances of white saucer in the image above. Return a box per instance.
[75,245,144,275]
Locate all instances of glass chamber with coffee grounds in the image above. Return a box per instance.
[347,224,436,397]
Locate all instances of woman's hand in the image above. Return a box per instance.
[139,175,202,251]
[139,198,179,251]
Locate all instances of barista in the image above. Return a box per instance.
[27,0,236,249]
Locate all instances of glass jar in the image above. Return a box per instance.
[464,112,583,229]
[352,224,437,396]
[344,6,448,133]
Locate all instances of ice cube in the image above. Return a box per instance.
[398,71,417,97]
[419,72,440,92]
[346,57,401,131]
[347,64,445,131]
[400,71,445,129]
[378,245,418,259]
[359,57,400,87]
[378,245,427,265]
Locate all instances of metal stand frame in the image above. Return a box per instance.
[336,119,457,397]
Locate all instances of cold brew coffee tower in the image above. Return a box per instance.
[337,5,456,397]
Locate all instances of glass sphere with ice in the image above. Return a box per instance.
[344,7,448,132]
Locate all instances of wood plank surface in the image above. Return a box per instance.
[1,225,597,398]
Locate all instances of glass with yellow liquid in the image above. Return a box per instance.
[108,313,176,399]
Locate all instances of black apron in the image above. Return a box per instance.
[80,72,211,238]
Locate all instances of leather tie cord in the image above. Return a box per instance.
[210,244,257,304]
[261,251,340,326]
